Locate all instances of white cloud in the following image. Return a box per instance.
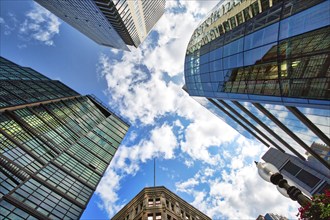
[96,123,178,217]
[111,124,178,175]
[19,2,60,46]
[1,13,18,35]
[95,168,124,218]
[205,164,300,219]
[175,137,300,219]
[95,1,299,219]
[176,178,199,193]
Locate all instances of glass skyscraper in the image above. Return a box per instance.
[0,56,129,219]
[183,0,330,170]
[34,0,166,51]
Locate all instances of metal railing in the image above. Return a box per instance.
[87,94,130,127]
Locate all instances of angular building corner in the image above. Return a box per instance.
[262,147,330,197]
[0,56,129,219]
[183,0,330,170]
[111,186,211,220]
[34,0,166,51]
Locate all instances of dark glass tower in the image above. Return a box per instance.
[34,0,166,51]
[183,0,330,170]
[0,56,129,219]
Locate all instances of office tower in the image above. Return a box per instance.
[34,0,166,51]
[262,148,330,197]
[111,186,211,220]
[308,142,330,163]
[256,213,288,220]
[183,0,330,169]
[0,56,129,219]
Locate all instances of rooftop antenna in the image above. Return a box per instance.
[153,158,156,187]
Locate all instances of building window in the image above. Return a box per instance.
[166,200,169,208]
[283,161,320,188]
[167,214,171,220]
[155,198,161,206]
[156,213,161,220]
[186,214,190,220]
[283,161,300,176]
[148,213,153,220]
[296,170,320,188]
[171,204,174,211]
[148,199,154,207]
[135,207,138,214]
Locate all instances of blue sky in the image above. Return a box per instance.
[0,1,300,219]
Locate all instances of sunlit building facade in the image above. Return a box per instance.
[183,0,330,170]
[34,0,166,51]
[0,56,129,219]
[111,186,211,220]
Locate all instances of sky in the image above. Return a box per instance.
[0,0,300,219]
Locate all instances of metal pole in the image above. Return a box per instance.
[154,158,156,187]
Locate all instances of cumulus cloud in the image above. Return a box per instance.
[19,2,60,46]
[95,0,299,219]
[108,124,178,175]
[176,137,300,219]
[95,169,123,218]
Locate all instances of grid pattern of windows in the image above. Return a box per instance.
[0,168,21,198]
[0,134,43,173]
[78,136,113,163]
[33,106,79,143]
[14,108,71,151]
[11,178,82,219]
[37,163,93,204]
[67,142,108,173]
[0,200,37,220]
[112,187,210,220]
[0,57,48,81]
[0,57,79,110]
[184,0,330,105]
[0,115,56,164]
[54,152,101,187]
[35,0,130,50]
[0,56,129,219]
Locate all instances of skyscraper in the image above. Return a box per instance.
[34,0,166,51]
[262,148,330,197]
[0,56,129,219]
[111,186,211,220]
[256,213,288,220]
[183,0,330,169]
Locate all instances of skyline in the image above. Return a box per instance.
[0,0,313,219]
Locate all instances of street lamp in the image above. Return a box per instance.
[255,161,311,206]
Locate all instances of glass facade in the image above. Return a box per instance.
[34,0,165,50]
[183,0,330,170]
[0,56,129,219]
[184,0,330,108]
